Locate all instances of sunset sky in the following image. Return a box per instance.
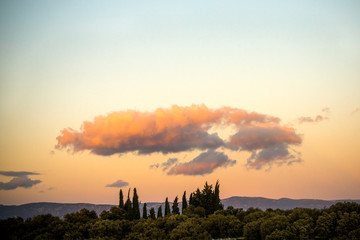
[1,0,360,205]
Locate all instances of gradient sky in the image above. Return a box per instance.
[1,0,360,205]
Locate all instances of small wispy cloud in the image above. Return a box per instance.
[150,158,178,171]
[321,107,330,113]
[298,108,330,124]
[167,150,236,176]
[298,115,328,124]
[0,171,42,190]
[149,163,159,169]
[161,158,178,171]
[351,108,360,115]
[0,171,40,177]
[105,179,129,188]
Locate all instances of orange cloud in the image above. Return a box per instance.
[56,105,302,169]
[57,105,225,155]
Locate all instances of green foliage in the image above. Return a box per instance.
[0,217,25,239]
[244,218,264,240]
[265,229,296,240]
[172,196,180,215]
[64,208,98,224]
[100,206,127,221]
[259,215,290,240]
[88,219,130,239]
[169,218,211,240]
[202,213,242,238]
[315,212,337,238]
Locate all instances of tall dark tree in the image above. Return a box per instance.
[202,181,214,216]
[149,207,156,219]
[132,188,140,220]
[142,203,148,219]
[124,188,132,219]
[182,191,187,213]
[192,188,202,207]
[119,189,124,208]
[165,197,171,216]
[172,196,180,215]
[157,206,163,218]
[214,180,223,210]
[189,193,194,206]
[188,181,223,216]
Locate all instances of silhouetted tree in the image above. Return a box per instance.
[172,196,180,215]
[189,193,194,206]
[124,188,132,219]
[214,180,223,210]
[165,197,171,216]
[142,203,148,219]
[189,181,223,216]
[149,207,156,219]
[157,206,163,218]
[132,188,140,220]
[119,189,124,208]
[182,191,187,213]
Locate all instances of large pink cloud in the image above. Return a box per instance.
[56,104,303,169]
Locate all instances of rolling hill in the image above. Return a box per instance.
[1,197,359,219]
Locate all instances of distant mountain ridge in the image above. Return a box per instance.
[1,197,360,219]
[221,196,360,211]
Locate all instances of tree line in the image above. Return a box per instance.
[115,181,222,221]
[1,181,360,239]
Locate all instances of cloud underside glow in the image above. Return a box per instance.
[56,105,302,172]
[168,150,236,176]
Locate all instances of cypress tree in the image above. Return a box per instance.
[202,181,214,216]
[157,206,163,218]
[119,189,124,208]
[165,197,170,216]
[124,188,132,220]
[172,196,180,214]
[182,191,187,213]
[189,193,193,206]
[149,207,156,219]
[142,203,148,219]
[214,180,223,210]
[132,188,140,220]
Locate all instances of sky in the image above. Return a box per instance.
[0,0,360,205]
